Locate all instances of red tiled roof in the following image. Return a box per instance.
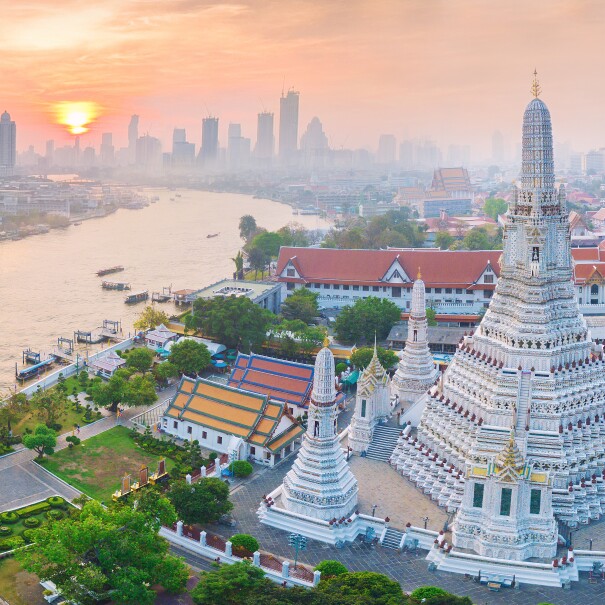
[574,263,605,282]
[572,247,601,262]
[277,247,501,288]
[228,353,314,408]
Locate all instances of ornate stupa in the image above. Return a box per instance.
[281,340,358,520]
[391,73,605,560]
[349,342,390,454]
[391,271,439,406]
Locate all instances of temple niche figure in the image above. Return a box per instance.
[281,340,358,520]
[348,343,390,455]
[391,271,439,410]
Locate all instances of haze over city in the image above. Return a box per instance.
[3,0,605,157]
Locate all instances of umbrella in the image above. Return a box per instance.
[214,360,228,368]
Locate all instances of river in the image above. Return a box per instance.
[0,190,327,390]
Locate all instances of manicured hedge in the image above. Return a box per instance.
[0,536,25,551]
[17,501,51,518]
[0,526,12,536]
[0,511,18,524]
[46,509,64,521]
[229,534,259,554]
[23,517,41,528]
[46,496,66,508]
[230,460,253,478]
[22,529,37,543]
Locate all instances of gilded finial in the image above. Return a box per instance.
[531,69,541,98]
[417,266,422,280]
[323,334,330,348]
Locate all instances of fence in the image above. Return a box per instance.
[161,524,320,588]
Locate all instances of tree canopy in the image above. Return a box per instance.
[280,288,320,324]
[0,391,28,434]
[350,347,398,371]
[248,246,269,279]
[334,297,401,344]
[316,571,406,605]
[16,498,188,605]
[168,477,233,525]
[434,231,455,250]
[168,339,212,376]
[460,226,502,250]
[30,388,65,428]
[23,423,57,459]
[90,370,157,412]
[483,197,508,220]
[267,319,326,359]
[125,347,155,373]
[250,231,283,259]
[239,215,258,242]
[185,295,276,352]
[133,306,170,331]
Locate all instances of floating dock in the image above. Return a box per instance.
[152,286,172,303]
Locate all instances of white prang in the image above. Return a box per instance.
[281,345,359,520]
[391,275,439,407]
[391,81,605,562]
[349,344,390,455]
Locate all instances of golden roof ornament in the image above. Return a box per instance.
[531,69,541,98]
[323,334,330,348]
[417,266,422,280]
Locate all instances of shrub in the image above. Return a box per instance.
[0,526,12,536]
[47,496,66,508]
[46,509,64,521]
[0,536,25,551]
[66,436,81,448]
[22,529,37,543]
[335,362,347,375]
[230,460,253,478]
[17,501,51,518]
[410,587,449,601]
[229,534,259,555]
[0,511,19,524]
[23,517,41,528]
[314,560,348,577]
[209,452,218,461]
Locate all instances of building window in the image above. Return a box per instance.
[579,286,583,293]
[323,283,330,289]
[445,288,452,294]
[372,286,379,292]
[530,489,541,514]
[266,452,271,460]
[426,288,432,293]
[473,483,484,508]
[287,282,295,291]
[361,399,366,418]
[435,288,442,293]
[173,421,178,429]
[305,283,312,288]
[353,285,360,291]
[187,426,192,435]
[484,290,493,298]
[286,268,295,277]
[392,287,401,297]
[456,288,463,294]
[250,446,256,455]
[343,285,350,291]
[313,283,320,289]
[485,264,492,272]
[333,284,340,290]
[363,285,369,291]
[217,436,223,444]
[484,275,494,284]
[499,487,512,516]
[202,431,207,439]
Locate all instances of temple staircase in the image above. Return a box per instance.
[381,527,405,550]
[515,371,532,433]
[365,425,401,462]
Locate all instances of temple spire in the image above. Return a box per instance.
[531,69,541,98]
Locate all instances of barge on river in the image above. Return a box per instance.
[102,281,131,291]
[125,290,149,304]
[96,265,124,276]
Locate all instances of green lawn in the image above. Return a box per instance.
[13,401,93,436]
[40,426,174,503]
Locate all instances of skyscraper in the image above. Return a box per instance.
[45,140,54,166]
[279,89,299,165]
[128,115,139,164]
[377,134,396,165]
[492,130,505,164]
[199,117,219,167]
[300,117,329,169]
[171,128,195,168]
[255,112,274,162]
[100,133,114,166]
[0,111,16,174]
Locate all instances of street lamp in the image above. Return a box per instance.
[371,504,378,517]
[288,533,307,569]
[422,516,429,529]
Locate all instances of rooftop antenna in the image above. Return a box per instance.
[531,69,541,98]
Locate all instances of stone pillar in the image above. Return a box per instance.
[186,474,192,484]
[253,551,260,566]
[201,466,207,478]
[313,570,321,587]
[200,531,207,546]
[225,541,232,557]
[282,560,290,578]
[176,521,183,536]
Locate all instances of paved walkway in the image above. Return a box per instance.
[213,458,605,605]
[0,394,174,512]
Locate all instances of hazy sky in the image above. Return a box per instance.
[2,0,604,157]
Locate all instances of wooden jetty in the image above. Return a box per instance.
[152,286,172,303]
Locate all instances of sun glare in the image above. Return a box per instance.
[53,101,101,135]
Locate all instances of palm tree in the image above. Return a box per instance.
[231,250,245,280]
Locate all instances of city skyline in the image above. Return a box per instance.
[2,1,604,157]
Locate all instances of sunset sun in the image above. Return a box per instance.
[53,101,100,135]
